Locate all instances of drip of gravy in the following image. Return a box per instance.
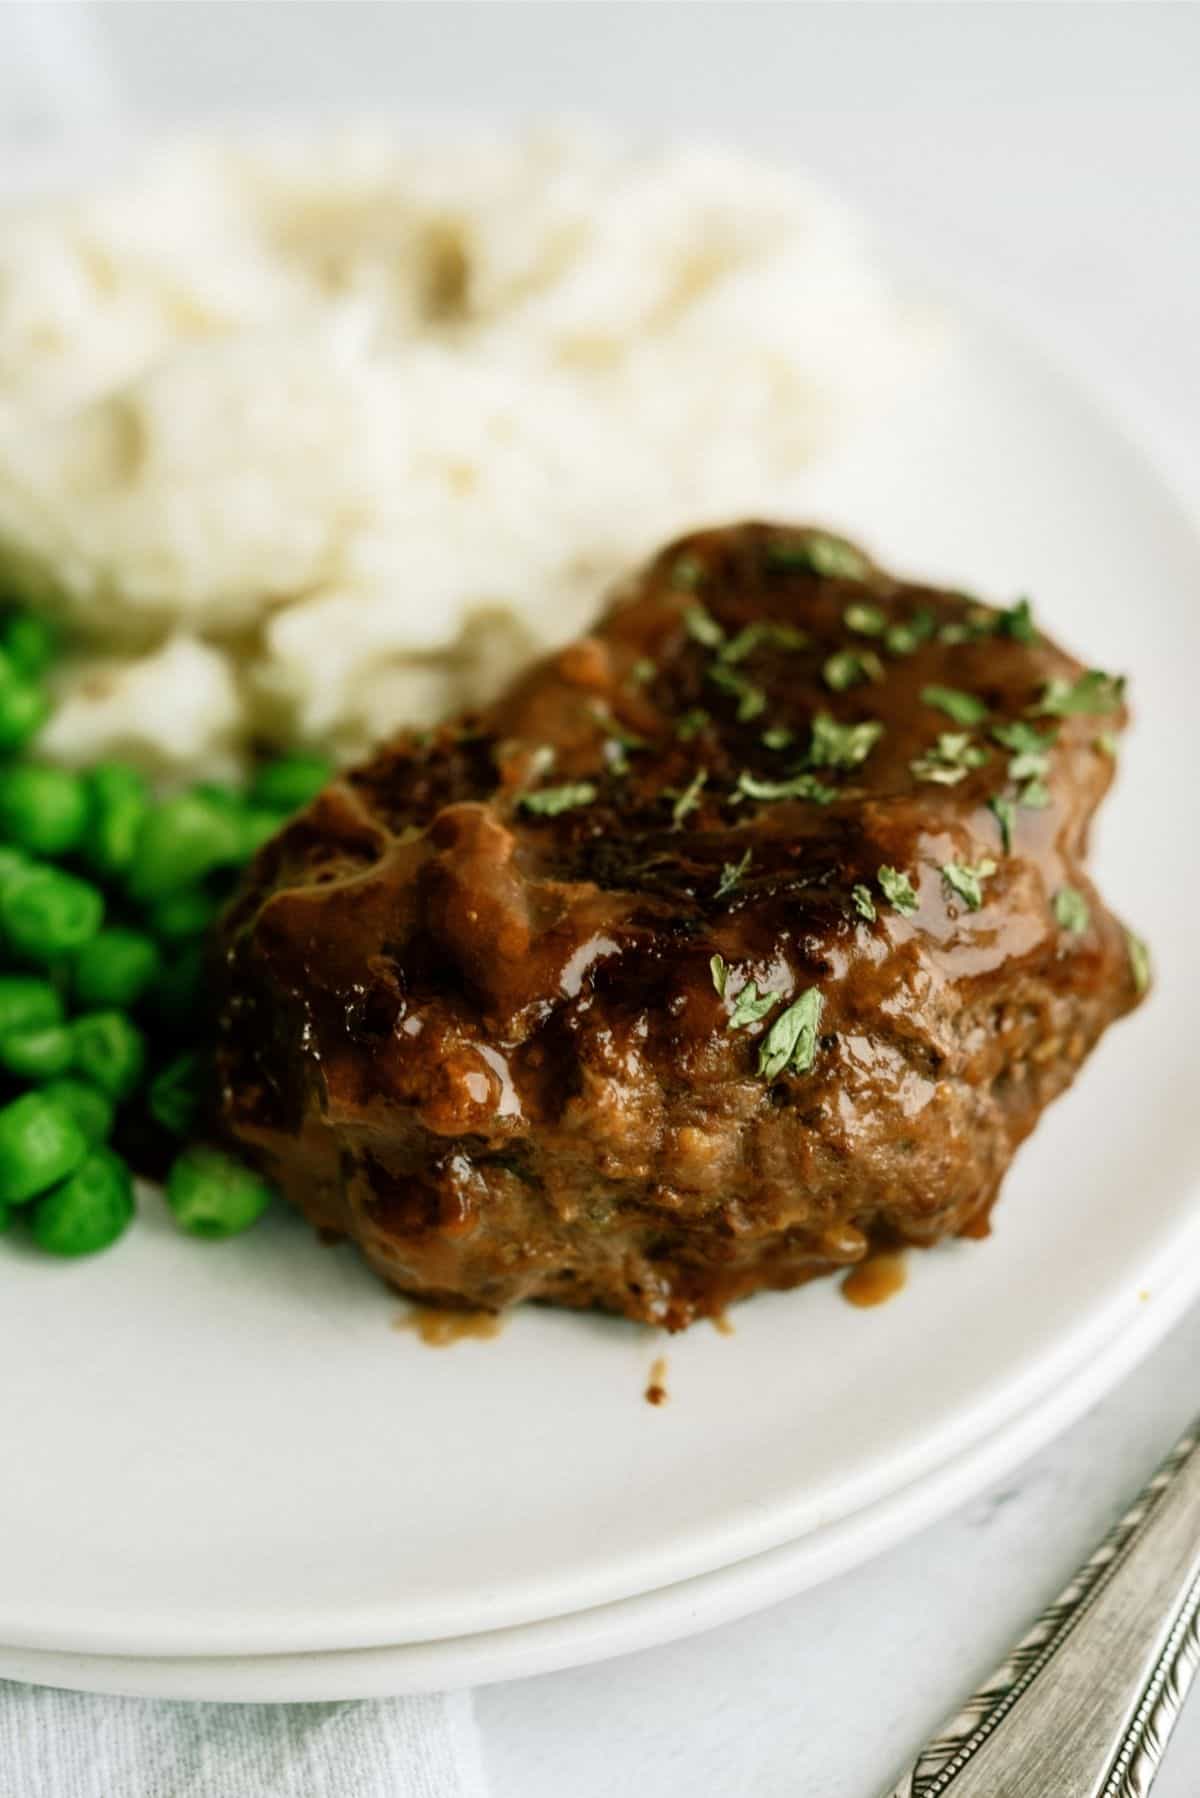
[711,1312,735,1336]
[841,1252,907,1309]
[395,1305,504,1346]
[645,1355,669,1406]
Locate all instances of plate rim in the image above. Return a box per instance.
[0,1219,1194,1700]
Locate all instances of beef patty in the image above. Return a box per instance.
[215,524,1147,1328]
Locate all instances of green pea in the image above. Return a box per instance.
[165,1145,273,1239]
[73,927,161,1010]
[235,808,284,861]
[148,1051,201,1138]
[145,886,218,943]
[190,782,242,814]
[0,611,58,678]
[249,753,332,814]
[182,786,283,863]
[39,1076,114,1146]
[1,864,104,963]
[0,846,29,890]
[30,1149,134,1256]
[81,763,150,880]
[0,1025,74,1080]
[0,974,63,1036]
[0,765,89,857]
[0,1091,88,1205]
[0,675,50,754]
[127,794,242,901]
[69,1011,146,1100]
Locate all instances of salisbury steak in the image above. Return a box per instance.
[216,524,1147,1328]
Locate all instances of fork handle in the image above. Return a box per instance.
[883,1418,1200,1798]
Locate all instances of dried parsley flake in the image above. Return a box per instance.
[878,866,919,916]
[851,884,877,921]
[1053,887,1091,934]
[737,771,836,805]
[807,713,884,770]
[519,782,597,817]
[941,858,998,911]
[729,980,779,1031]
[757,989,824,1080]
[921,685,989,727]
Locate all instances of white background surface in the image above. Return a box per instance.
[3,4,1199,1793]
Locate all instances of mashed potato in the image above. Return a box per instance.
[0,126,928,776]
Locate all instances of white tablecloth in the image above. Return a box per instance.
[2,5,1198,1794]
[0,1687,487,1798]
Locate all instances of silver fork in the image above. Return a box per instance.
[883,1419,1200,1797]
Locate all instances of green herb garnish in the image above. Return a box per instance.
[941,858,997,911]
[728,980,779,1030]
[715,849,752,899]
[721,621,809,664]
[804,535,869,580]
[597,717,646,775]
[807,712,884,770]
[1053,887,1090,934]
[910,732,989,785]
[939,603,1001,646]
[1034,670,1125,717]
[878,866,919,916]
[921,685,989,727]
[851,884,877,921]
[823,649,883,693]
[937,622,971,646]
[991,720,1051,754]
[988,794,1016,854]
[845,603,887,637]
[670,554,705,591]
[632,658,656,685]
[720,625,761,664]
[710,954,728,997]
[736,771,837,805]
[519,782,598,817]
[757,988,824,1080]
[766,534,869,581]
[1019,777,1050,809]
[676,707,710,742]
[997,597,1038,645]
[884,610,935,656]
[1095,732,1119,758]
[1127,930,1151,995]
[685,604,725,650]
[761,725,794,751]
[991,720,1056,781]
[707,663,766,721]
[670,768,707,825]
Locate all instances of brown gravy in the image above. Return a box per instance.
[841,1252,907,1309]
[395,1305,504,1346]
[645,1354,669,1406]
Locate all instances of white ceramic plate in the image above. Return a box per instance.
[0,1207,1193,1703]
[0,288,1197,1687]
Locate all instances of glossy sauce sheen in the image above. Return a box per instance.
[216,523,1145,1330]
[842,1252,908,1309]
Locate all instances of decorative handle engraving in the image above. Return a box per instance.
[883,1422,1200,1798]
